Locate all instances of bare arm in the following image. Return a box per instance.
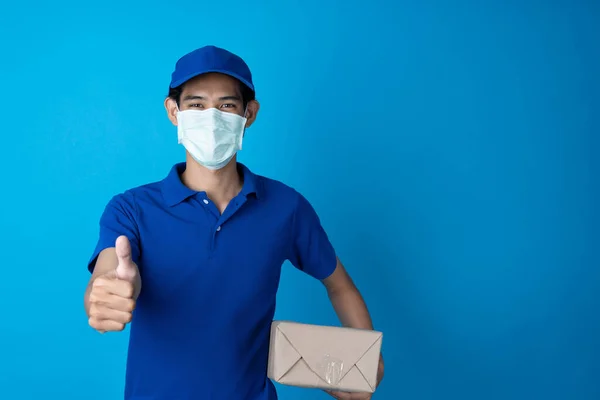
[322,258,374,330]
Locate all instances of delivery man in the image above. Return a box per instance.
[84,45,384,400]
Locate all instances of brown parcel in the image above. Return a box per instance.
[267,321,383,393]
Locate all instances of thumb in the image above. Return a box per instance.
[115,235,137,282]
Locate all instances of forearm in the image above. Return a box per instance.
[323,259,376,330]
[328,285,374,330]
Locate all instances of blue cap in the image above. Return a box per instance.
[169,45,254,92]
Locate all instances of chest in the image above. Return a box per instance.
[136,199,292,306]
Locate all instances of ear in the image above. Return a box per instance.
[244,100,260,128]
[164,97,179,126]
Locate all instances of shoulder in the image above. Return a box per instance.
[253,174,319,219]
[254,174,304,204]
[125,180,163,200]
[105,180,164,213]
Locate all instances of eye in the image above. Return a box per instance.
[221,104,236,109]
[189,104,203,108]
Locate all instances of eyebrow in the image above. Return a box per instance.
[182,94,242,102]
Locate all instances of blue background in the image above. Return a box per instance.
[0,1,598,399]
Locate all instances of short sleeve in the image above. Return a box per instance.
[287,192,337,280]
[88,192,141,273]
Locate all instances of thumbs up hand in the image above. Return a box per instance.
[88,236,140,333]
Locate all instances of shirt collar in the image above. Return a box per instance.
[162,162,261,207]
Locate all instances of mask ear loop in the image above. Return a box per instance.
[174,102,181,119]
[239,105,249,149]
[174,103,183,129]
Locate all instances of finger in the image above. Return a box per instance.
[89,317,126,332]
[88,304,133,324]
[90,291,136,313]
[92,274,117,289]
[327,391,371,400]
[93,278,134,298]
[325,391,346,400]
[115,236,137,282]
[115,235,132,264]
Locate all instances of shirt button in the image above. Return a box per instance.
[216,226,221,232]
[203,199,209,204]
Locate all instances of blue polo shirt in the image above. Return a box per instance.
[88,162,337,400]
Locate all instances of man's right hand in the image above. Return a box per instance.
[88,235,139,333]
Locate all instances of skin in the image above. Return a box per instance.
[84,72,384,398]
[85,236,139,333]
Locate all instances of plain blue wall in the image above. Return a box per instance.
[0,1,598,399]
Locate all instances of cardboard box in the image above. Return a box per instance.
[267,321,383,393]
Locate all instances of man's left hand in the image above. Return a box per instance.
[325,354,384,399]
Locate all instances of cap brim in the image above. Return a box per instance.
[170,69,254,92]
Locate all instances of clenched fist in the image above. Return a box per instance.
[88,235,140,333]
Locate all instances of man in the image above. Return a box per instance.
[84,45,384,400]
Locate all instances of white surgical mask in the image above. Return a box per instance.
[176,108,247,170]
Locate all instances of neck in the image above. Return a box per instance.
[181,153,243,206]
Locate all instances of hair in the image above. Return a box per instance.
[167,78,255,109]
